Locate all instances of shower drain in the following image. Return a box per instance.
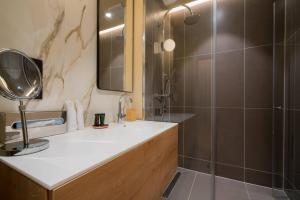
[162,172,182,198]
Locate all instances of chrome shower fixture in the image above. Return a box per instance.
[164,4,200,26]
[160,4,200,52]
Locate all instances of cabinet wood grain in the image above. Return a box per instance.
[51,126,178,200]
[0,162,49,200]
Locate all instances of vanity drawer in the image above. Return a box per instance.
[50,126,178,200]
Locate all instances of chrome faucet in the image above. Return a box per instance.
[118,94,133,123]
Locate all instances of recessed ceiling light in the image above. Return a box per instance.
[105,12,112,18]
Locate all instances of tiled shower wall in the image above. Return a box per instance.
[145,0,277,187]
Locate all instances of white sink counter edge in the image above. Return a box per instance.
[0,121,177,190]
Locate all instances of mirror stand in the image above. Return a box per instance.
[19,100,29,146]
[0,101,49,156]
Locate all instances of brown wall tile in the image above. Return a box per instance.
[178,123,184,155]
[245,0,273,47]
[171,59,185,107]
[245,45,273,108]
[184,108,212,160]
[216,0,244,52]
[274,44,285,107]
[216,50,244,107]
[285,0,300,39]
[245,109,272,172]
[185,55,212,107]
[171,12,185,59]
[245,169,272,187]
[184,157,211,174]
[273,109,284,175]
[216,108,244,166]
[216,163,244,182]
[179,155,184,168]
[275,0,285,44]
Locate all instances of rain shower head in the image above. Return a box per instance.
[184,14,200,25]
[163,4,200,26]
[180,4,200,25]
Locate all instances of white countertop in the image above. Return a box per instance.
[0,121,177,190]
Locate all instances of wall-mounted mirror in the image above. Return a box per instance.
[97,0,133,92]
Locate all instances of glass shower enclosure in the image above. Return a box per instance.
[143,0,299,199]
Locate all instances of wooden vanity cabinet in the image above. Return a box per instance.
[0,126,178,200]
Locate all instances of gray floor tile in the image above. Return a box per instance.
[189,172,212,200]
[167,167,197,200]
[272,189,289,200]
[215,177,249,200]
[246,183,275,200]
[162,168,284,200]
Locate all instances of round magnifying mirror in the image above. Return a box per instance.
[0,49,49,156]
[0,49,42,100]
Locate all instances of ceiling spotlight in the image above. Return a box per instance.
[105,12,112,18]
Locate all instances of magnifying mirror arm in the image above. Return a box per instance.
[19,101,29,147]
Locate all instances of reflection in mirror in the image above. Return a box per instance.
[0,50,41,100]
[97,0,133,92]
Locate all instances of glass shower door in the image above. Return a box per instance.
[144,0,215,199]
[281,0,300,199]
